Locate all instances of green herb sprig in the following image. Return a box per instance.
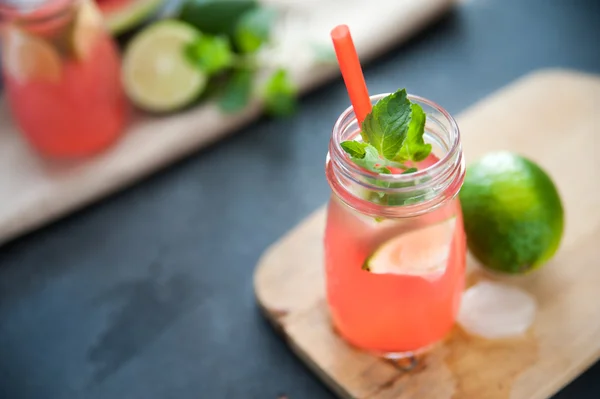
[181,3,305,117]
[340,88,433,205]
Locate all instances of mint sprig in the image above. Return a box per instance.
[341,88,431,172]
[340,88,433,206]
[181,3,303,116]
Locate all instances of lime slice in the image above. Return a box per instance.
[363,217,457,278]
[70,0,104,60]
[122,20,207,112]
[2,27,62,84]
[459,151,564,274]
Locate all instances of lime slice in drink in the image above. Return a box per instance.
[363,217,456,278]
[122,20,207,112]
[459,151,564,274]
[2,27,62,84]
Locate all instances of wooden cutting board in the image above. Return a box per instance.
[0,0,454,246]
[254,69,600,399]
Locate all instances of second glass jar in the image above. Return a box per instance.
[0,0,129,158]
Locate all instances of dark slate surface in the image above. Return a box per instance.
[1,0,599,398]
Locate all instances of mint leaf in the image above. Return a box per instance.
[341,142,423,204]
[178,0,258,37]
[342,142,410,173]
[342,143,406,174]
[235,7,277,53]
[340,141,368,158]
[185,35,233,75]
[351,146,391,200]
[361,89,412,160]
[402,167,418,174]
[263,69,297,117]
[395,103,432,162]
[219,69,254,113]
[352,145,391,173]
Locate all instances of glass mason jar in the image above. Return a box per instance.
[0,0,128,158]
[324,93,466,358]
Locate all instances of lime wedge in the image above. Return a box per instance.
[122,20,207,112]
[363,217,457,278]
[2,27,62,84]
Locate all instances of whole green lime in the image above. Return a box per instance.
[459,151,564,274]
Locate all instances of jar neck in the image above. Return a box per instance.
[326,93,465,218]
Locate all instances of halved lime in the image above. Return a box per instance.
[2,26,63,84]
[363,217,457,278]
[122,20,207,112]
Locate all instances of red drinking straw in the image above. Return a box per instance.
[330,25,372,126]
